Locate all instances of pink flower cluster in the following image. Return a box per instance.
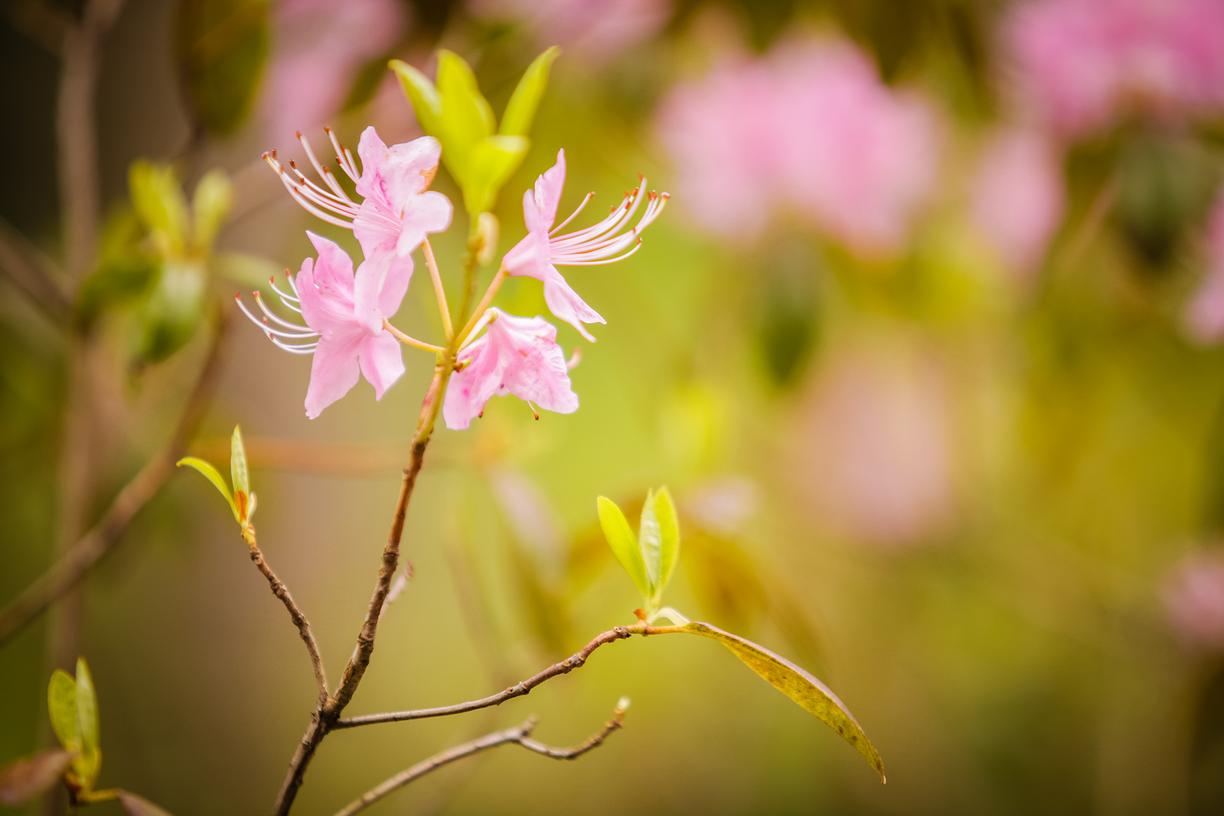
[242,127,664,426]
[655,38,940,255]
[1002,0,1224,139]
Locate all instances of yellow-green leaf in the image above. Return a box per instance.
[191,169,232,251]
[464,135,529,217]
[176,456,239,523]
[499,46,560,137]
[73,658,101,789]
[681,621,886,782]
[435,50,495,183]
[129,162,189,258]
[651,487,680,601]
[389,59,442,135]
[229,426,250,503]
[597,496,651,603]
[0,750,73,806]
[47,670,80,756]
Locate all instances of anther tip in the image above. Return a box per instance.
[232,291,241,300]
[294,130,302,139]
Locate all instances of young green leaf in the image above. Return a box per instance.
[499,46,560,137]
[464,135,529,216]
[0,750,73,806]
[597,496,651,602]
[389,59,442,135]
[680,621,886,782]
[47,670,80,757]
[435,49,495,181]
[129,162,190,258]
[638,488,662,589]
[176,456,239,523]
[230,425,250,513]
[651,487,680,600]
[73,659,102,789]
[191,169,233,251]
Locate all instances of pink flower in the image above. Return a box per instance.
[1182,193,1224,344]
[503,150,667,341]
[970,128,1066,282]
[353,127,453,269]
[655,37,940,255]
[443,309,579,430]
[1163,550,1224,652]
[1002,0,1224,138]
[236,232,408,419]
[264,127,453,280]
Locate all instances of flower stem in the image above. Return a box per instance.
[422,239,453,340]
[383,321,444,354]
[456,266,506,344]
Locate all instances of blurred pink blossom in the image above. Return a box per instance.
[1163,550,1224,651]
[1002,0,1224,138]
[970,128,1066,282]
[1182,194,1224,344]
[262,0,406,142]
[655,37,940,255]
[793,343,958,547]
[469,0,670,64]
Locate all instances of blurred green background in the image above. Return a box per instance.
[4,0,1224,813]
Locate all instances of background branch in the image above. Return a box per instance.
[334,705,628,816]
[334,623,680,730]
[0,318,229,647]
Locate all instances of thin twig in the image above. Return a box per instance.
[248,538,329,705]
[0,219,70,322]
[272,363,455,814]
[333,624,681,729]
[4,0,71,55]
[334,705,628,816]
[0,317,229,647]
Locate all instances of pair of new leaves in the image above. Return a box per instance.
[598,487,680,619]
[392,46,559,217]
[177,425,255,542]
[0,659,167,814]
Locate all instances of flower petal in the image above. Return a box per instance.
[355,125,390,202]
[382,136,443,209]
[443,334,506,430]
[304,332,363,418]
[494,314,579,414]
[358,330,406,400]
[297,233,357,334]
[394,190,454,257]
[527,149,566,232]
[540,268,605,342]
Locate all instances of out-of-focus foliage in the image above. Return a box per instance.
[176,0,271,135]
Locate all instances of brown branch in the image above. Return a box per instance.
[333,624,682,729]
[273,363,455,814]
[334,705,628,816]
[248,538,329,705]
[0,317,229,647]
